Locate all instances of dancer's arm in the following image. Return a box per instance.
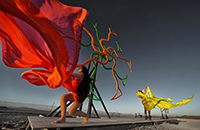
[144,85,148,94]
[71,73,84,80]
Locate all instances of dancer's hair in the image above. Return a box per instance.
[138,90,143,93]
[75,66,91,103]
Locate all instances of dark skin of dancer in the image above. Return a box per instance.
[52,67,89,124]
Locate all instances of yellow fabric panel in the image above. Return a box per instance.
[137,86,194,111]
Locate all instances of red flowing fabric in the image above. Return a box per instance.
[0,0,88,88]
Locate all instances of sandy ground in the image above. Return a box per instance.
[129,118,200,130]
[0,108,200,130]
[0,108,49,130]
[0,112,29,130]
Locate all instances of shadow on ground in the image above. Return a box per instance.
[157,119,186,125]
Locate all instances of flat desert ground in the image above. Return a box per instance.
[0,107,200,130]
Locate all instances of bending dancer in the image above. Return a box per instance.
[52,66,90,124]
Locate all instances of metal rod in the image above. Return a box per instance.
[87,60,98,117]
[47,101,73,117]
[46,105,60,117]
[87,88,94,117]
[93,84,111,118]
[91,103,100,118]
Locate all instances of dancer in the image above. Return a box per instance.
[137,86,153,120]
[137,86,194,120]
[52,66,90,124]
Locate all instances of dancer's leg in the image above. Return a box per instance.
[148,110,151,116]
[69,101,89,124]
[148,110,151,120]
[144,110,147,116]
[144,109,148,120]
[52,93,74,123]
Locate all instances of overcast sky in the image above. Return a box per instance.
[0,0,200,116]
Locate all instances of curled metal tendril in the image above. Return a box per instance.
[58,18,132,101]
[78,19,132,101]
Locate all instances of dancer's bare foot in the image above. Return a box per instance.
[82,114,89,124]
[51,118,66,124]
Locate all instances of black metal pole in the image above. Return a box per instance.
[91,103,100,118]
[46,106,60,117]
[93,84,111,118]
[87,89,94,117]
[87,60,98,117]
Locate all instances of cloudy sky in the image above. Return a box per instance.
[0,0,200,116]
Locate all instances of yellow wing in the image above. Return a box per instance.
[156,95,194,109]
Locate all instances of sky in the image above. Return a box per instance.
[0,0,200,116]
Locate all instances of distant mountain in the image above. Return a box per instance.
[0,100,56,111]
[175,115,200,120]
[0,106,9,109]
[12,106,40,111]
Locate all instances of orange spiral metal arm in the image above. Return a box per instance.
[109,54,123,100]
[77,55,109,67]
[99,28,118,49]
[107,47,132,72]
[83,27,104,54]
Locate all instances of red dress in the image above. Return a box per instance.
[63,76,81,93]
[62,76,84,104]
